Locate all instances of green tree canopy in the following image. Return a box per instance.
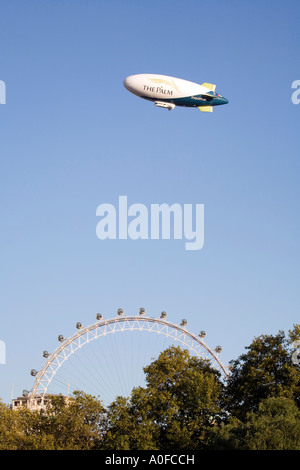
[101,395,158,450]
[223,327,300,420]
[0,391,106,450]
[209,397,300,450]
[45,390,106,449]
[101,346,224,450]
[132,346,223,450]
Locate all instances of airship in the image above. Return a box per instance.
[123,73,228,112]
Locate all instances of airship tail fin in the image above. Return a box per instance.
[201,82,216,92]
[198,106,213,112]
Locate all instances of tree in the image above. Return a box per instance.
[132,346,224,450]
[209,397,300,450]
[244,397,300,450]
[101,394,158,450]
[0,399,53,450]
[43,391,106,449]
[0,392,106,450]
[288,324,300,343]
[223,328,300,420]
[101,346,224,450]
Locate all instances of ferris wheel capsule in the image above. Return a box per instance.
[117,308,124,316]
[96,313,102,321]
[58,335,65,342]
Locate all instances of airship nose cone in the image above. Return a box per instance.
[123,75,142,98]
[123,77,129,89]
[123,76,135,92]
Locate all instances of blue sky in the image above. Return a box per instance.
[0,0,299,404]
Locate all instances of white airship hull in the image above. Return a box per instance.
[123,74,228,111]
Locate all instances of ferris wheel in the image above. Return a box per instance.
[26,309,229,407]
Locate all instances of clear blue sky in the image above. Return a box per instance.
[0,0,299,404]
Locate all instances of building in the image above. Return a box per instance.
[11,394,70,412]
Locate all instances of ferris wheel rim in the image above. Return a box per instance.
[28,313,229,398]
